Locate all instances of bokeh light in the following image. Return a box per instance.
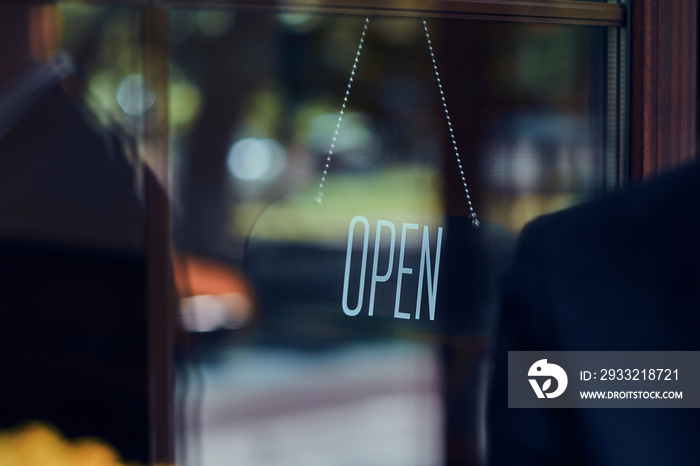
[116,74,156,116]
[227,138,287,181]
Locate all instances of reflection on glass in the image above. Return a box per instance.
[168,10,610,466]
[0,4,149,462]
[183,339,442,466]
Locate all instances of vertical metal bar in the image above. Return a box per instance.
[618,28,627,187]
[605,17,628,191]
[142,6,174,465]
[606,26,619,191]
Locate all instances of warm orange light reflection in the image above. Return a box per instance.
[173,252,256,332]
[173,252,248,297]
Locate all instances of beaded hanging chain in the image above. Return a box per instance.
[317,17,480,229]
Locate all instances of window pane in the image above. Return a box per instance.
[168,11,612,466]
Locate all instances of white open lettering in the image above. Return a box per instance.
[341,216,442,320]
[341,215,370,316]
[369,220,395,317]
[415,225,443,321]
[394,223,418,320]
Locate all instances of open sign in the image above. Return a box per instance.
[245,193,512,336]
[341,215,443,321]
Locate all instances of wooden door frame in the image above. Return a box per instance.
[629,0,697,180]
